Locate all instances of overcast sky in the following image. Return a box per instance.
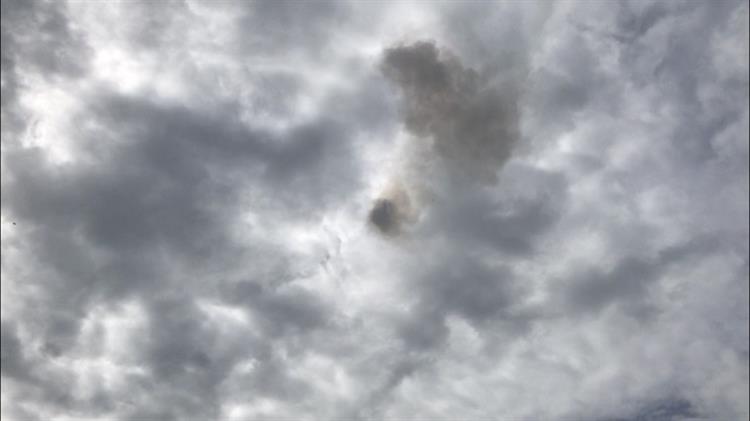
[1,1,748,420]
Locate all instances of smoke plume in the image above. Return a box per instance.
[368,40,521,235]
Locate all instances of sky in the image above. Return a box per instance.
[0,1,748,420]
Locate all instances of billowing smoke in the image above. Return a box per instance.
[369,40,521,235]
[367,181,414,235]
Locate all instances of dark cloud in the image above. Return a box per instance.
[1,85,361,418]
[605,398,699,421]
[4,92,361,246]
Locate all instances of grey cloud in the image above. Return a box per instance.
[0,0,89,79]
[560,236,730,318]
[526,32,617,142]
[109,0,190,50]
[604,398,699,421]
[1,86,360,418]
[424,164,568,256]
[236,0,350,57]
[0,321,27,381]
[143,299,221,381]
[561,257,661,320]
[218,280,331,336]
[128,297,245,421]
[1,0,90,138]
[394,249,534,358]
[5,92,360,249]
[419,258,522,325]
[569,2,670,47]
[397,307,449,353]
[353,355,428,420]
[384,189,547,364]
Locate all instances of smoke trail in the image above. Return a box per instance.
[369,40,521,235]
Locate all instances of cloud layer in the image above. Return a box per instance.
[2,1,748,420]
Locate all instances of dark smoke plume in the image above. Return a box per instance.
[369,199,399,234]
[369,40,521,235]
[381,40,520,181]
[367,182,414,236]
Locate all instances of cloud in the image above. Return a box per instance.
[1,1,747,420]
[1,0,90,139]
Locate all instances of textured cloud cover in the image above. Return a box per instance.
[1,1,748,420]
